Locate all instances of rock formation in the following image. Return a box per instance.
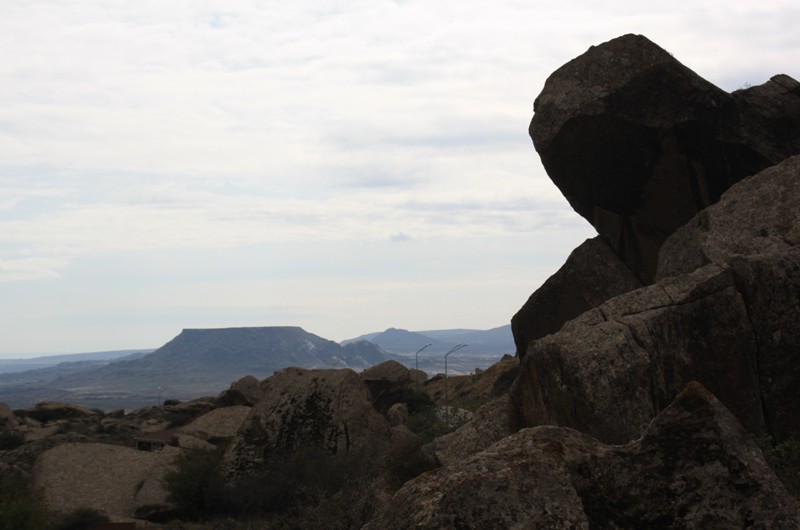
[32,442,179,520]
[366,383,800,529]
[530,33,800,283]
[511,236,642,357]
[513,155,800,444]
[223,367,391,481]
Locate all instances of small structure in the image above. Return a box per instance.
[134,430,175,452]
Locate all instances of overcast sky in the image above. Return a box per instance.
[1,1,798,357]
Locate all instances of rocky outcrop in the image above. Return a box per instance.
[32,442,178,520]
[530,34,800,283]
[177,405,251,442]
[223,367,390,481]
[214,375,263,406]
[361,359,413,412]
[422,393,521,467]
[365,383,800,529]
[514,154,800,444]
[17,401,99,423]
[0,402,18,428]
[511,236,642,357]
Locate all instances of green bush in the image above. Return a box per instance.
[0,471,50,530]
[755,434,800,498]
[163,445,227,520]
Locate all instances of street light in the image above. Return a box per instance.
[444,343,467,424]
[414,343,432,384]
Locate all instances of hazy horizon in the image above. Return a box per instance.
[2,1,798,356]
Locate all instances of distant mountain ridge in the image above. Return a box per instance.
[0,327,388,410]
[0,349,153,375]
[342,324,514,355]
[0,325,511,410]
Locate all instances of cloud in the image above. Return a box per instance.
[0,257,66,283]
[390,232,411,242]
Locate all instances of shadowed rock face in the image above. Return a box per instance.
[513,155,800,444]
[365,383,800,530]
[531,34,800,283]
[511,236,642,358]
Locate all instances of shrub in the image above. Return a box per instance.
[0,471,50,530]
[755,434,800,498]
[163,445,227,520]
[50,507,109,530]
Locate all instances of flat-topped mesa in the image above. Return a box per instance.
[531,33,800,283]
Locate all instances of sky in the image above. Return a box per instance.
[1,1,798,357]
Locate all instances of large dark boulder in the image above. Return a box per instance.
[511,236,642,358]
[365,383,800,529]
[513,156,800,444]
[531,33,800,282]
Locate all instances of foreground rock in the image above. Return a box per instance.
[513,155,800,443]
[511,236,642,357]
[32,442,178,520]
[365,383,800,529]
[530,34,800,282]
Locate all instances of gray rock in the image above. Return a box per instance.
[511,236,642,358]
[530,34,800,282]
[515,155,800,443]
[223,367,390,481]
[515,263,765,443]
[177,405,250,441]
[32,442,178,519]
[214,374,263,407]
[386,402,408,426]
[423,393,521,467]
[19,401,99,423]
[0,402,18,428]
[365,383,800,529]
[656,154,800,278]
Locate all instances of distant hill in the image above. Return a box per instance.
[342,325,514,355]
[0,349,153,374]
[0,327,388,410]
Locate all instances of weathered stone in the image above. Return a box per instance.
[175,433,215,451]
[657,154,800,279]
[214,374,263,407]
[32,442,178,519]
[361,359,414,412]
[511,236,642,358]
[423,393,521,467]
[222,367,390,481]
[19,401,99,423]
[0,402,18,428]
[531,34,800,282]
[366,384,800,529]
[177,405,250,441]
[386,402,408,427]
[515,263,769,443]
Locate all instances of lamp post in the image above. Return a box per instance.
[444,343,467,424]
[414,343,432,384]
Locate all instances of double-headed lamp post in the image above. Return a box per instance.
[414,343,432,384]
[444,343,467,424]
